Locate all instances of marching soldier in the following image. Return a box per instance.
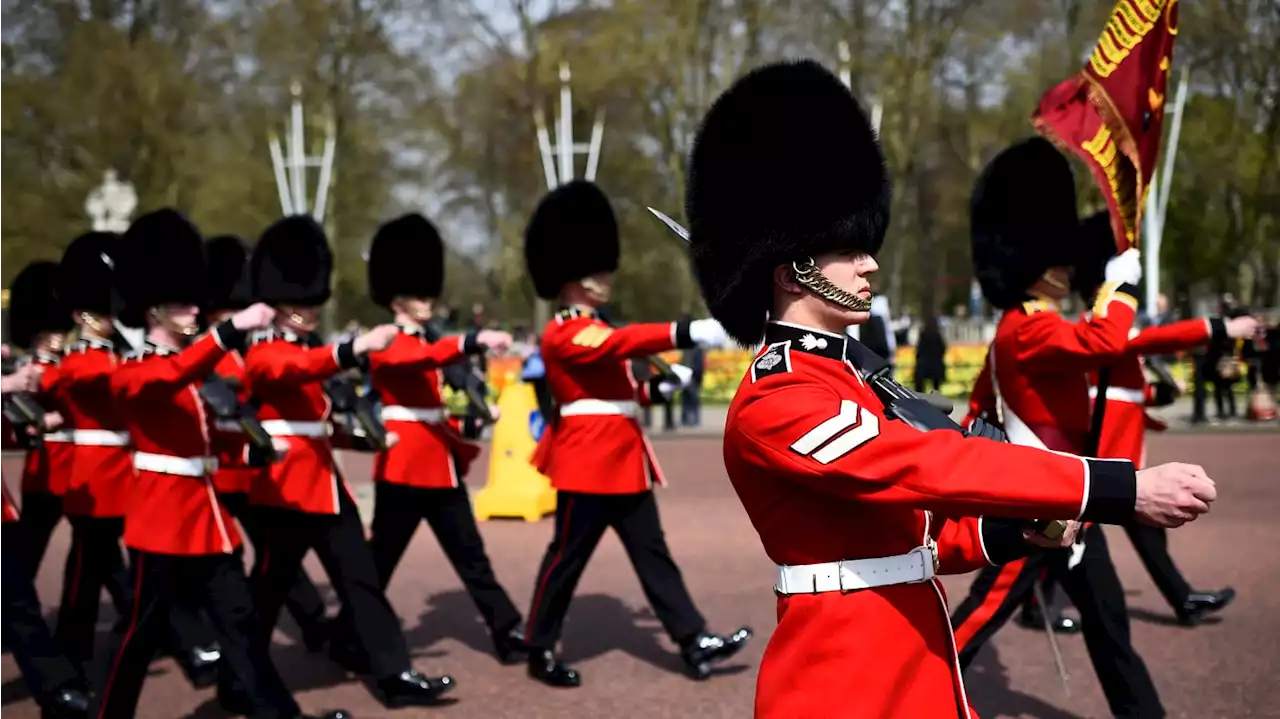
[521,179,751,687]
[358,213,526,663]
[2,355,91,718]
[51,232,139,670]
[8,261,74,575]
[680,59,1215,718]
[946,138,1166,718]
[203,233,333,652]
[244,215,454,707]
[94,209,347,719]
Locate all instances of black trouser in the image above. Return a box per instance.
[251,488,410,680]
[1126,524,1192,610]
[18,490,63,578]
[1212,377,1237,418]
[950,525,1164,718]
[525,490,705,650]
[96,549,300,719]
[913,374,944,394]
[222,492,329,638]
[56,516,133,667]
[2,523,81,706]
[364,482,520,634]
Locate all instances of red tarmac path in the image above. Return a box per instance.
[3,432,1277,718]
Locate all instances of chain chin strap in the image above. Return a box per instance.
[580,277,612,304]
[149,308,199,337]
[792,258,873,312]
[78,312,107,335]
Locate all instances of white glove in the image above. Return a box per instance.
[657,363,694,398]
[1104,248,1142,286]
[689,319,728,348]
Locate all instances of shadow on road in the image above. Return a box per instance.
[965,644,1086,719]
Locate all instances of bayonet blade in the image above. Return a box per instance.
[647,207,691,243]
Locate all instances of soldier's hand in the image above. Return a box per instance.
[477,330,513,354]
[1,363,43,394]
[231,303,276,331]
[1225,316,1261,339]
[1023,520,1081,548]
[1134,462,1216,528]
[271,438,292,456]
[42,411,64,431]
[689,319,729,348]
[353,324,399,355]
[386,431,400,448]
[1104,248,1142,286]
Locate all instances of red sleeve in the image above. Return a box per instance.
[368,335,468,372]
[245,339,346,386]
[38,363,61,394]
[732,375,1137,523]
[545,318,678,365]
[963,354,996,429]
[1127,318,1217,357]
[111,334,228,400]
[1013,282,1139,371]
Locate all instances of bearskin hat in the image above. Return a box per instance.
[205,235,255,311]
[119,209,208,316]
[368,213,445,307]
[251,215,332,307]
[56,231,126,317]
[685,59,891,346]
[970,137,1080,310]
[8,261,72,349]
[1070,211,1117,299]
[523,180,620,300]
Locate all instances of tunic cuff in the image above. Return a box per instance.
[462,329,482,355]
[212,321,247,354]
[673,320,694,349]
[334,340,359,370]
[979,517,1035,566]
[1078,457,1137,525]
[1208,317,1227,346]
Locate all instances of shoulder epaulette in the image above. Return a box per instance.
[750,341,793,383]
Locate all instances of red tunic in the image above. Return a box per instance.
[111,332,241,556]
[208,351,263,495]
[725,321,1137,719]
[2,483,19,523]
[367,326,480,489]
[532,307,679,494]
[56,337,134,517]
[244,328,355,515]
[990,282,1140,453]
[1093,318,1219,468]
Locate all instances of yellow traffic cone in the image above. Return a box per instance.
[474,381,557,522]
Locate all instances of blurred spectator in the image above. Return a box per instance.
[913,314,947,394]
[679,315,705,427]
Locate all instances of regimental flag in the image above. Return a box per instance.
[1032,0,1181,252]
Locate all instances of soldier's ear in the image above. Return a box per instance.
[773,264,804,296]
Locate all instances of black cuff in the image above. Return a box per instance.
[674,320,694,349]
[1208,317,1228,346]
[213,321,248,354]
[979,517,1036,565]
[1079,457,1137,525]
[335,340,359,370]
[1115,282,1140,299]
[647,377,667,402]
[1150,381,1176,407]
[462,329,482,355]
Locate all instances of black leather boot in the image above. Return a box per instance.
[39,683,90,719]
[527,648,581,687]
[493,626,528,665]
[1177,587,1236,626]
[376,669,455,708]
[177,645,223,688]
[1018,605,1081,634]
[681,627,753,679]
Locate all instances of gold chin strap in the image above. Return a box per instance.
[792,258,873,312]
[78,312,107,334]
[580,277,611,304]
[1039,270,1069,291]
[150,308,199,337]
[289,312,308,325]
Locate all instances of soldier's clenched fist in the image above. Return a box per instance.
[353,324,399,355]
[1134,462,1216,528]
[230,302,277,331]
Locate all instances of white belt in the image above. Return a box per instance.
[380,405,446,423]
[559,399,639,418]
[134,452,218,477]
[1089,386,1145,404]
[213,419,242,433]
[774,546,937,595]
[44,430,72,443]
[69,429,131,446]
[260,420,329,438]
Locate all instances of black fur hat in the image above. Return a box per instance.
[1071,211,1117,299]
[685,59,891,346]
[251,216,332,307]
[368,214,445,307]
[56,231,126,317]
[970,137,1080,310]
[205,235,255,311]
[523,180,620,300]
[120,208,208,313]
[9,261,71,349]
